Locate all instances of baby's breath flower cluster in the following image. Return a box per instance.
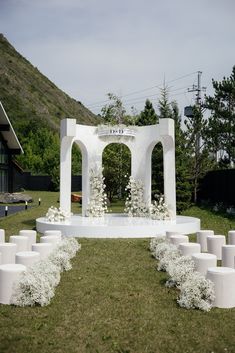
[150,237,215,311]
[166,255,195,287]
[178,272,215,311]
[46,206,72,222]
[86,168,108,217]
[150,194,171,220]
[124,176,149,217]
[149,235,166,254]
[124,177,171,219]
[11,238,80,307]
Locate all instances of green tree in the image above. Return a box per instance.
[205,66,235,167]
[171,101,192,212]
[184,105,213,203]
[103,144,131,201]
[101,94,132,200]
[101,93,126,124]
[136,99,158,126]
[136,99,160,197]
[15,118,82,190]
[155,88,193,211]
[158,87,172,119]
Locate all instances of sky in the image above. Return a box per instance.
[1,0,235,116]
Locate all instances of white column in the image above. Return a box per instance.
[162,136,176,219]
[60,119,76,213]
[131,148,151,207]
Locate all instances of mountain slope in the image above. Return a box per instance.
[0,34,100,184]
[0,33,98,130]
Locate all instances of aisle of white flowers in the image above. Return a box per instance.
[150,237,215,311]
[11,237,80,307]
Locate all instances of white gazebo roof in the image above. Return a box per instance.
[0,101,23,154]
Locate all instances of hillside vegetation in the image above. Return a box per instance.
[0,34,99,180]
[0,34,97,128]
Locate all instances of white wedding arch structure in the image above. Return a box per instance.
[36,118,200,237]
[60,118,176,217]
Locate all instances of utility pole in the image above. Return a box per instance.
[188,71,203,168]
[188,71,203,106]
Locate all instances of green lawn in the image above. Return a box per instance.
[0,192,235,353]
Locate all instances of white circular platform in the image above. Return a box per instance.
[36,214,200,238]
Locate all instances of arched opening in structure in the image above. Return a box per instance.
[71,144,82,183]
[151,142,164,201]
[102,143,131,204]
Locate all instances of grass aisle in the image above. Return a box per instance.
[0,238,235,353]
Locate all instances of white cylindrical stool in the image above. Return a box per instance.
[0,264,26,304]
[222,245,235,268]
[169,235,189,247]
[179,242,201,257]
[192,253,217,276]
[0,229,5,243]
[228,231,235,245]
[196,230,214,252]
[0,243,17,264]
[9,236,29,252]
[206,267,235,308]
[40,235,60,250]
[19,230,37,250]
[32,243,53,260]
[16,251,40,267]
[166,231,183,240]
[207,235,226,260]
[44,230,62,240]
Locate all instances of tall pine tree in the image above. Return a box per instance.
[205,66,235,167]
[136,99,158,126]
[158,88,192,211]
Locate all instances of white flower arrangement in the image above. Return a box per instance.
[166,256,195,287]
[178,272,215,312]
[150,195,171,220]
[124,177,171,220]
[153,242,178,261]
[150,237,215,311]
[149,236,167,254]
[46,206,72,222]
[11,238,81,307]
[86,167,108,217]
[157,245,180,272]
[124,176,149,217]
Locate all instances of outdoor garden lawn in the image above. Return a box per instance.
[0,191,235,353]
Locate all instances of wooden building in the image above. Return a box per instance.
[0,102,23,192]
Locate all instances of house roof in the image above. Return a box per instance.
[0,101,23,154]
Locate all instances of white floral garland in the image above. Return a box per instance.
[125,177,171,220]
[150,236,215,311]
[86,167,108,217]
[11,238,81,307]
[150,195,171,220]
[124,176,149,217]
[46,206,72,222]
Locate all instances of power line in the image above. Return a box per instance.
[88,85,190,110]
[86,71,198,108]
